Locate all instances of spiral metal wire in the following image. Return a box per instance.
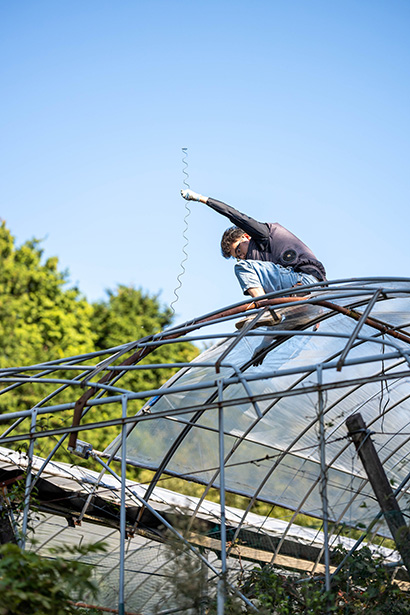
[170,148,191,316]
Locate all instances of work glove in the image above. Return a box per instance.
[181,189,201,201]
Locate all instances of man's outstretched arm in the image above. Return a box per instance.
[246,286,265,297]
[181,189,269,245]
[180,189,209,204]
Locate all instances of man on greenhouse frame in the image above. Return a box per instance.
[181,188,326,298]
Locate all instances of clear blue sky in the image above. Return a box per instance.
[2,1,410,327]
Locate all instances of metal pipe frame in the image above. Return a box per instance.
[2,278,410,612]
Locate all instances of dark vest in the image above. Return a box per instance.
[246,223,327,282]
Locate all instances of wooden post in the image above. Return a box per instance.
[346,412,410,575]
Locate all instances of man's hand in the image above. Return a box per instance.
[180,189,205,202]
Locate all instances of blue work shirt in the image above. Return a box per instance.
[234,259,317,295]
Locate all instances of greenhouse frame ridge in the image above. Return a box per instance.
[2,277,410,613]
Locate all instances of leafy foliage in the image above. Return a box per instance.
[0,221,198,459]
[0,542,104,615]
[2,222,410,614]
[153,518,210,614]
[0,223,95,419]
[225,546,410,614]
[92,283,197,394]
[155,525,410,615]
[0,222,95,371]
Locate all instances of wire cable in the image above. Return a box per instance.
[170,148,191,316]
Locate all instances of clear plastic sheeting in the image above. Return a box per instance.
[2,278,410,612]
[0,447,400,613]
[106,281,410,534]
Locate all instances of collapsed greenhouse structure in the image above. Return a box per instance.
[1,277,410,613]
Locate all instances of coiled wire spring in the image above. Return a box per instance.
[170,148,191,316]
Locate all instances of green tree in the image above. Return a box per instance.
[0,222,96,420]
[92,284,173,347]
[0,542,103,615]
[84,285,198,453]
[0,222,95,370]
[0,222,198,459]
[92,284,197,389]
